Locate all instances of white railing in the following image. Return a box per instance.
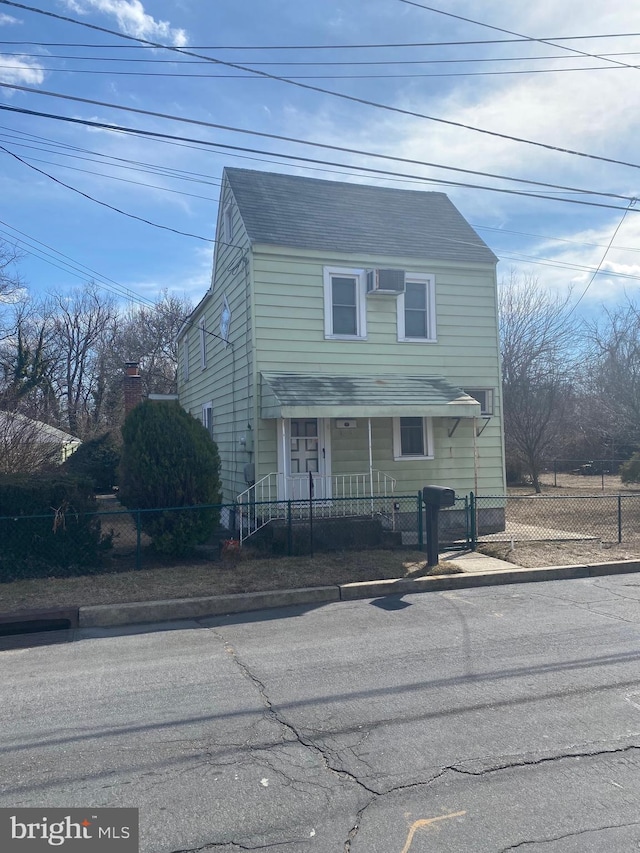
[236,470,397,542]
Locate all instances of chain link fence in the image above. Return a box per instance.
[0,493,473,580]
[475,493,640,546]
[4,490,639,582]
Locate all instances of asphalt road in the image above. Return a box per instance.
[2,576,640,852]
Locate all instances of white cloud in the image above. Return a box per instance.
[0,13,19,25]
[63,0,187,46]
[0,55,45,86]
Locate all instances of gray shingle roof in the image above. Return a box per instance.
[261,373,481,419]
[224,168,497,265]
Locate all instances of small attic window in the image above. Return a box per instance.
[223,203,233,244]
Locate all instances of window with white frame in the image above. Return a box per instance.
[182,336,189,382]
[397,274,436,341]
[393,416,434,460]
[202,402,213,438]
[464,388,494,415]
[323,267,367,339]
[199,317,206,369]
[223,203,233,244]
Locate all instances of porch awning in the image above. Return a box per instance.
[260,373,481,419]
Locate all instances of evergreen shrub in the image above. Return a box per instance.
[118,400,221,556]
[61,431,121,492]
[620,452,640,484]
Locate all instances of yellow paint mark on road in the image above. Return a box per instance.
[400,812,466,853]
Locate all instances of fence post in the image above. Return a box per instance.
[469,491,477,550]
[136,510,141,571]
[464,494,470,548]
[287,500,292,556]
[553,460,557,488]
[618,494,623,544]
[417,491,424,551]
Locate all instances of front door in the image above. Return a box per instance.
[286,418,330,499]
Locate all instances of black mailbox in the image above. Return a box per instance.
[422,485,455,508]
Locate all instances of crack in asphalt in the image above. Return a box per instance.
[497,819,640,851]
[451,742,640,777]
[214,629,640,852]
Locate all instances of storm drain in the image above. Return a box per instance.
[0,608,79,649]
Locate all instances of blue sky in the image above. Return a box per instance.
[2,0,640,317]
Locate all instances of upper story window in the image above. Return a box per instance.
[465,388,494,415]
[393,416,434,460]
[202,402,214,438]
[222,203,233,244]
[323,267,367,339]
[199,317,207,369]
[182,337,189,382]
[397,274,436,342]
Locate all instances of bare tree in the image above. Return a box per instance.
[114,291,192,395]
[584,298,640,458]
[48,282,118,438]
[499,272,580,492]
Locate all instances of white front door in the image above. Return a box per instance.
[279,418,331,499]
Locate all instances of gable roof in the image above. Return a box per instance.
[224,168,497,265]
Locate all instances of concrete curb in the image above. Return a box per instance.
[78,585,340,628]
[75,559,640,629]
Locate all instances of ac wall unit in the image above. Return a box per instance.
[366,268,406,295]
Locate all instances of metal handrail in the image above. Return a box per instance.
[236,470,397,541]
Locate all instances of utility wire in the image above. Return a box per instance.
[4,0,640,170]
[6,49,640,66]
[3,33,640,49]
[0,145,230,245]
[1,104,638,215]
[399,1,640,74]
[567,201,637,316]
[2,63,634,80]
[2,85,640,198]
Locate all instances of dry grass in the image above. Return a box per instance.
[0,549,458,615]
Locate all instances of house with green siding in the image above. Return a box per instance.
[178,167,505,538]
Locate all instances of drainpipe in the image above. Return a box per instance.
[368,417,374,512]
[281,419,288,501]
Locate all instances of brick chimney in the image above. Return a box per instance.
[124,362,142,415]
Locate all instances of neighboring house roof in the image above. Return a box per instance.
[225,167,497,265]
[0,411,81,446]
[261,373,481,419]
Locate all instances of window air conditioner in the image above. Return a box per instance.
[366,268,406,295]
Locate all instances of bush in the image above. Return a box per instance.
[620,452,640,484]
[0,474,110,581]
[118,400,221,556]
[61,431,121,492]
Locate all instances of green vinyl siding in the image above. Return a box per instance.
[179,194,506,502]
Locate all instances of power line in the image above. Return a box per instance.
[3,33,640,49]
[5,0,640,171]
[6,49,640,66]
[0,145,228,244]
[2,63,635,81]
[2,104,638,215]
[567,201,637,316]
[399,0,640,75]
[2,83,640,200]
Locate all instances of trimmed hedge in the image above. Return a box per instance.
[0,475,110,582]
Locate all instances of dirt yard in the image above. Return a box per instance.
[481,471,640,567]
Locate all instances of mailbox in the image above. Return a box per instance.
[422,485,455,508]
